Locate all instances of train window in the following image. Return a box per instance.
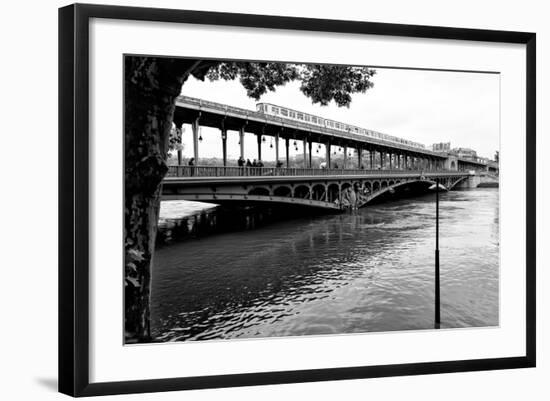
[280,108,288,116]
[305,115,310,122]
[271,106,279,114]
[256,104,263,112]
[297,113,303,120]
[311,116,317,123]
[264,105,269,112]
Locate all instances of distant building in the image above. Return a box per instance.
[451,147,477,160]
[432,142,451,152]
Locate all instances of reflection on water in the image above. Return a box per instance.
[151,189,499,341]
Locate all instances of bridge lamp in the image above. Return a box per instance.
[198,127,203,142]
[262,136,266,142]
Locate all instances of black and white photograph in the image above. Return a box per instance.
[1,0,544,399]
[124,56,500,344]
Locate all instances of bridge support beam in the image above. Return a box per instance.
[389,152,393,170]
[343,145,348,169]
[275,132,280,165]
[358,148,363,169]
[257,133,262,161]
[303,138,308,168]
[285,138,290,168]
[308,139,313,168]
[192,117,200,163]
[239,125,245,159]
[221,128,227,166]
[369,150,374,169]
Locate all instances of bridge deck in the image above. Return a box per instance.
[165,166,470,182]
[162,166,471,210]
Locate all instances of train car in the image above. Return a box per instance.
[256,102,426,150]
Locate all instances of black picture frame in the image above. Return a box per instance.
[58,3,536,397]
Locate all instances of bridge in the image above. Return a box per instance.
[165,96,498,210]
[172,96,497,173]
[162,166,472,210]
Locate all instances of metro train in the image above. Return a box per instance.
[256,102,426,150]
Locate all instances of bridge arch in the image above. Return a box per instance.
[273,185,292,197]
[294,184,311,199]
[311,183,327,201]
[447,175,468,190]
[248,186,270,196]
[327,183,340,203]
[361,178,438,207]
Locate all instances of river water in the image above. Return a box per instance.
[151,188,499,342]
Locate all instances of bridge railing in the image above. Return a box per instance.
[166,165,465,178]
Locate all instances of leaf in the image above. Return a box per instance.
[126,277,141,288]
[127,248,145,263]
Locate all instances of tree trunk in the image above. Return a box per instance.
[124,57,197,343]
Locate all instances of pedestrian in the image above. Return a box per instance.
[257,160,264,168]
[188,157,195,176]
[246,159,252,167]
[237,156,245,167]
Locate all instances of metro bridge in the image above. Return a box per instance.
[172,96,494,173]
[165,96,497,210]
[162,166,472,210]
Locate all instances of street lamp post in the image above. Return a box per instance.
[435,177,441,328]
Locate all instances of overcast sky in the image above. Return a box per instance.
[178,66,499,161]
